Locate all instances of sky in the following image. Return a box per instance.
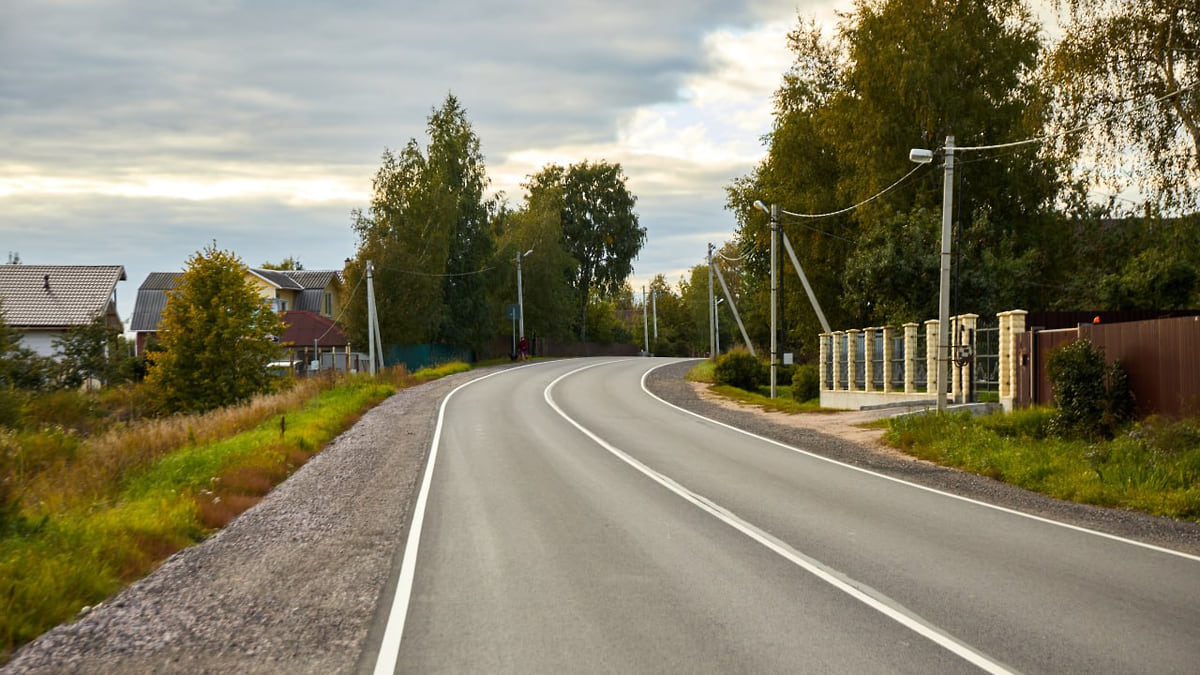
[2,0,1062,328]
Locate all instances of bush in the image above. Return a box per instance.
[1046,339,1134,439]
[714,350,765,391]
[791,364,820,402]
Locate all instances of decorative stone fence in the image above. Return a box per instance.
[818,310,1027,411]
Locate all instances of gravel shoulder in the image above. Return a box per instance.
[6,359,1199,673]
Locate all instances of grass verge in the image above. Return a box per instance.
[1,363,468,662]
[885,409,1200,521]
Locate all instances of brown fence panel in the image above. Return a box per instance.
[1016,316,1200,417]
[1082,315,1200,418]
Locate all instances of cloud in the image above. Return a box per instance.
[1,0,846,321]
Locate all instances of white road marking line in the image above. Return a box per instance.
[640,359,1200,564]
[372,363,543,675]
[544,360,1019,675]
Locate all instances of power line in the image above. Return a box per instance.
[778,164,926,220]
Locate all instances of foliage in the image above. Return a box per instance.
[1046,339,1134,439]
[1048,0,1200,213]
[51,317,124,389]
[0,304,51,392]
[714,349,766,391]
[347,94,499,351]
[884,410,1200,520]
[727,0,1065,329]
[526,161,645,341]
[791,364,820,402]
[259,256,304,271]
[145,243,285,414]
[0,376,394,662]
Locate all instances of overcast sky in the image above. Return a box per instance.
[3,0,865,324]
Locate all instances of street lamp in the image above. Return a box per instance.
[516,247,533,341]
[910,136,955,412]
[752,199,779,399]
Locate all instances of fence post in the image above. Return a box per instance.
[904,323,918,394]
[832,331,844,391]
[952,314,979,404]
[997,309,1027,412]
[925,320,940,401]
[819,333,830,391]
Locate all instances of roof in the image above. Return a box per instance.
[280,310,348,347]
[281,269,342,290]
[249,268,304,291]
[0,265,126,328]
[130,269,345,333]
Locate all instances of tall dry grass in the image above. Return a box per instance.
[21,376,340,512]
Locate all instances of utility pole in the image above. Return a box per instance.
[366,261,377,375]
[707,243,715,359]
[769,203,779,399]
[936,136,956,412]
[642,285,649,356]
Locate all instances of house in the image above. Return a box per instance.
[130,268,345,355]
[276,309,363,374]
[0,264,126,358]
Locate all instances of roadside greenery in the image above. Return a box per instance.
[885,410,1200,521]
[690,356,1200,522]
[0,364,466,663]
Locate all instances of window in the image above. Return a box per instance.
[323,292,333,317]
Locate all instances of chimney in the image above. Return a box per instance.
[43,274,50,291]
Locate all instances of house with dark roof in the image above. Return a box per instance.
[130,268,345,355]
[0,265,127,358]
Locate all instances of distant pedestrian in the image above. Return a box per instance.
[518,336,529,360]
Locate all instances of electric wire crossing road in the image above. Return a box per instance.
[372,358,1200,674]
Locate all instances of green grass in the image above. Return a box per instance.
[0,375,403,662]
[885,409,1200,520]
[687,361,826,414]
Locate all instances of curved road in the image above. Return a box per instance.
[370,357,1200,673]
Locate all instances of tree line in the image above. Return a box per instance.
[716,0,1199,361]
[341,95,647,353]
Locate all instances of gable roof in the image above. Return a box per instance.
[130,272,182,332]
[280,270,343,290]
[249,268,304,291]
[0,265,126,329]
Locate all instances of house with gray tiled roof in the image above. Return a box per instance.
[0,265,127,358]
[131,268,345,355]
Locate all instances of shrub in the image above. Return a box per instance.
[714,350,765,391]
[1046,339,1134,439]
[791,364,820,402]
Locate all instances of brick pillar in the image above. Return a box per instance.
[832,331,844,391]
[997,309,1027,411]
[903,323,918,394]
[925,319,940,397]
[952,313,979,404]
[819,333,830,391]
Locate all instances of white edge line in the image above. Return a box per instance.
[639,360,1200,564]
[545,360,1016,675]
[372,362,545,675]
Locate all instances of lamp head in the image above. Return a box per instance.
[752,200,769,214]
[909,148,934,164]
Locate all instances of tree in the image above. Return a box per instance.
[146,243,284,414]
[346,94,498,351]
[729,0,1065,328]
[0,300,49,391]
[527,161,645,341]
[1048,0,1200,213]
[494,187,578,342]
[52,316,122,389]
[260,256,304,271]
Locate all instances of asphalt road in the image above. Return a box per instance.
[371,357,1200,674]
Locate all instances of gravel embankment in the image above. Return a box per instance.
[6,360,1199,673]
